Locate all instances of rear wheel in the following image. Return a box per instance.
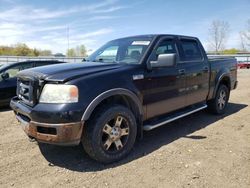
[207,84,229,114]
[82,105,137,163]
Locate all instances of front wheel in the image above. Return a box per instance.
[82,105,137,163]
[207,84,229,114]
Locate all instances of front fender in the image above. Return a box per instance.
[81,88,143,121]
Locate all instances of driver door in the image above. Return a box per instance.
[144,37,187,119]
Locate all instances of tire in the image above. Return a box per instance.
[207,84,229,115]
[82,105,137,163]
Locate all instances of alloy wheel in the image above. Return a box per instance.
[218,89,227,110]
[102,115,129,152]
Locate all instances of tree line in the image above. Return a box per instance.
[0,43,52,56]
[0,43,88,57]
[66,45,87,57]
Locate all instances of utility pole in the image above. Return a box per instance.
[67,26,69,55]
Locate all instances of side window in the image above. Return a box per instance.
[150,39,177,61]
[0,63,33,81]
[20,63,33,70]
[179,39,203,61]
[5,65,22,78]
[35,62,51,67]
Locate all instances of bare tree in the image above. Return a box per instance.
[240,31,247,51]
[208,20,230,53]
[240,19,250,50]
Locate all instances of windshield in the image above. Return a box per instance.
[86,36,153,64]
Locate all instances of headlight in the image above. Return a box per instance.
[39,84,79,103]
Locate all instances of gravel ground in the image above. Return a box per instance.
[0,69,249,188]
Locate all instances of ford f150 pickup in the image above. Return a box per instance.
[10,35,238,163]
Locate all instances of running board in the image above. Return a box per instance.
[143,104,207,131]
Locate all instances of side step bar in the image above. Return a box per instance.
[143,104,207,131]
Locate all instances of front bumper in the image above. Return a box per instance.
[10,97,84,146]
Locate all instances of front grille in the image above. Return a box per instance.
[17,78,39,106]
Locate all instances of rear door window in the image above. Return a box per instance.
[179,39,203,61]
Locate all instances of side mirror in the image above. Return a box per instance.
[1,72,9,80]
[151,53,176,68]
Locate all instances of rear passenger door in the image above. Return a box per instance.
[177,38,209,106]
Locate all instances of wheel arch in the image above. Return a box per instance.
[81,88,144,138]
[213,73,231,98]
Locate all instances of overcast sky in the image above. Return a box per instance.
[0,0,249,54]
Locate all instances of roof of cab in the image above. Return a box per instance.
[111,34,199,42]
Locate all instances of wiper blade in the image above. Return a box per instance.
[94,58,104,62]
[82,58,90,62]
[92,58,120,64]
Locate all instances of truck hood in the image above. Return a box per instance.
[17,62,124,82]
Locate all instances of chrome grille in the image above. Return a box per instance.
[17,78,37,106]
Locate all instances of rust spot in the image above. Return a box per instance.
[20,120,84,145]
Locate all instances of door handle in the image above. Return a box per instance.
[203,66,209,72]
[178,69,186,75]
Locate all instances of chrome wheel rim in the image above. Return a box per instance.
[218,89,227,110]
[102,115,129,153]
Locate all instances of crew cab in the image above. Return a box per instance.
[10,35,238,163]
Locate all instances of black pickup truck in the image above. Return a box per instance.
[10,35,238,163]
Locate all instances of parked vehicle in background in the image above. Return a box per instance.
[11,34,237,163]
[238,61,250,69]
[0,60,66,107]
